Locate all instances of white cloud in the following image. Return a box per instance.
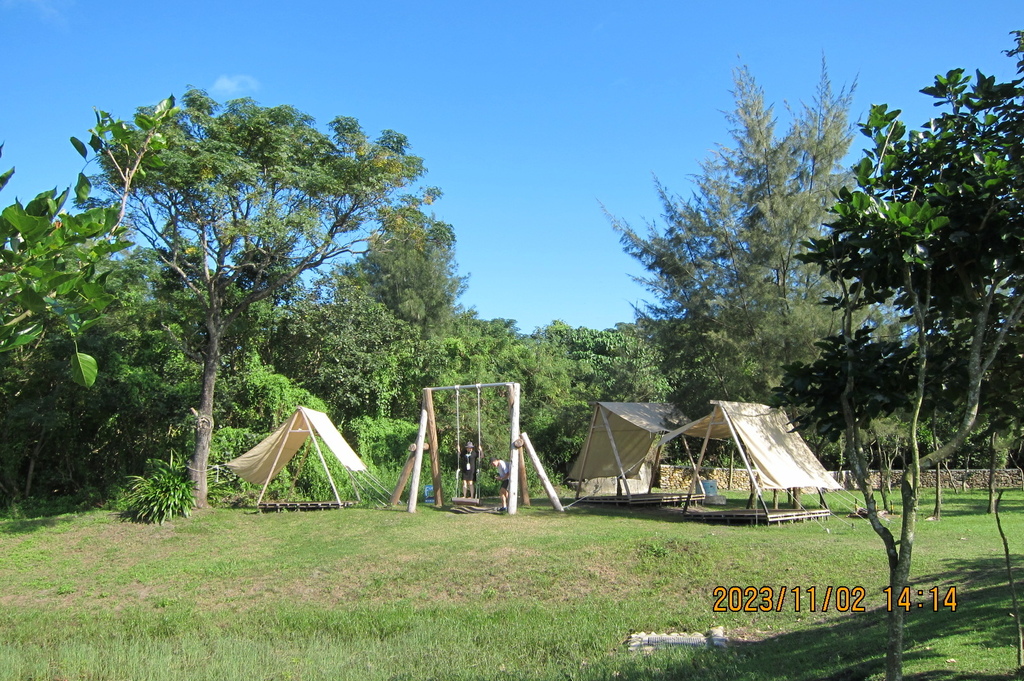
[210,75,261,98]
[2,0,71,26]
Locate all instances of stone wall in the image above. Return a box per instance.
[658,465,1024,491]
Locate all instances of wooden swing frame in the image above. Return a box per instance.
[389,382,564,514]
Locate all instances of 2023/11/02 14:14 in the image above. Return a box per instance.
[883,586,957,612]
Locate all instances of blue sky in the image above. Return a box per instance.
[2,0,1021,333]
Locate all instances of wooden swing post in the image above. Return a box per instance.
[424,388,445,507]
[507,382,521,514]
[520,432,564,511]
[405,407,430,512]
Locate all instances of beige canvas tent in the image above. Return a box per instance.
[666,401,841,514]
[225,406,389,509]
[569,402,691,500]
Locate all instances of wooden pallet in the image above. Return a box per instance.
[674,507,831,525]
[257,501,355,512]
[573,493,705,507]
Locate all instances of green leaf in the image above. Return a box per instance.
[17,288,47,314]
[2,204,52,241]
[135,113,156,131]
[51,273,81,295]
[0,166,13,193]
[71,351,98,387]
[154,96,176,115]
[5,324,41,349]
[70,136,89,160]
[75,173,91,204]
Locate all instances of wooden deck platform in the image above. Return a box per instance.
[572,492,705,507]
[671,506,831,525]
[257,501,355,512]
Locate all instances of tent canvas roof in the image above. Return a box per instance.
[225,406,366,486]
[569,402,686,481]
[667,401,841,491]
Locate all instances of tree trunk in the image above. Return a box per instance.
[961,453,969,493]
[876,443,891,514]
[988,433,999,514]
[885,459,920,681]
[930,420,941,520]
[189,323,221,509]
[23,428,47,498]
[994,491,1024,671]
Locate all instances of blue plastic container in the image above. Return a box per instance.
[700,479,718,496]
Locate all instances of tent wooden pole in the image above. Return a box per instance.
[507,382,522,515]
[682,416,714,513]
[643,436,667,493]
[390,450,417,505]
[257,409,302,506]
[682,440,700,495]
[520,432,564,511]
[306,413,345,505]
[425,389,444,507]
[648,440,664,493]
[406,406,429,513]
[574,404,602,500]
[728,449,735,490]
[600,408,632,503]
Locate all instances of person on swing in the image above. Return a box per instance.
[491,456,510,511]
[459,441,479,498]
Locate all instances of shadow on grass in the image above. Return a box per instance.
[706,552,1020,681]
[0,514,79,535]
[554,547,1021,681]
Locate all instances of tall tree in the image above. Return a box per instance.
[610,64,854,415]
[107,90,441,506]
[778,33,1024,681]
[349,209,465,339]
[265,273,420,422]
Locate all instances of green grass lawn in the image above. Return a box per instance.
[0,489,1021,680]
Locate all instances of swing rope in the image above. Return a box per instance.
[455,387,462,450]
[476,384,483,456]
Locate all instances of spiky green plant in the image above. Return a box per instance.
[124,457,195,524]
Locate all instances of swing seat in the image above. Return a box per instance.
[451,496,481,506]
[450,504,501,514]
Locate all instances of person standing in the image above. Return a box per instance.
[459,441,479,498]
[491,457,510,510]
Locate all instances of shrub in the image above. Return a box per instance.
[123,457,195,524]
